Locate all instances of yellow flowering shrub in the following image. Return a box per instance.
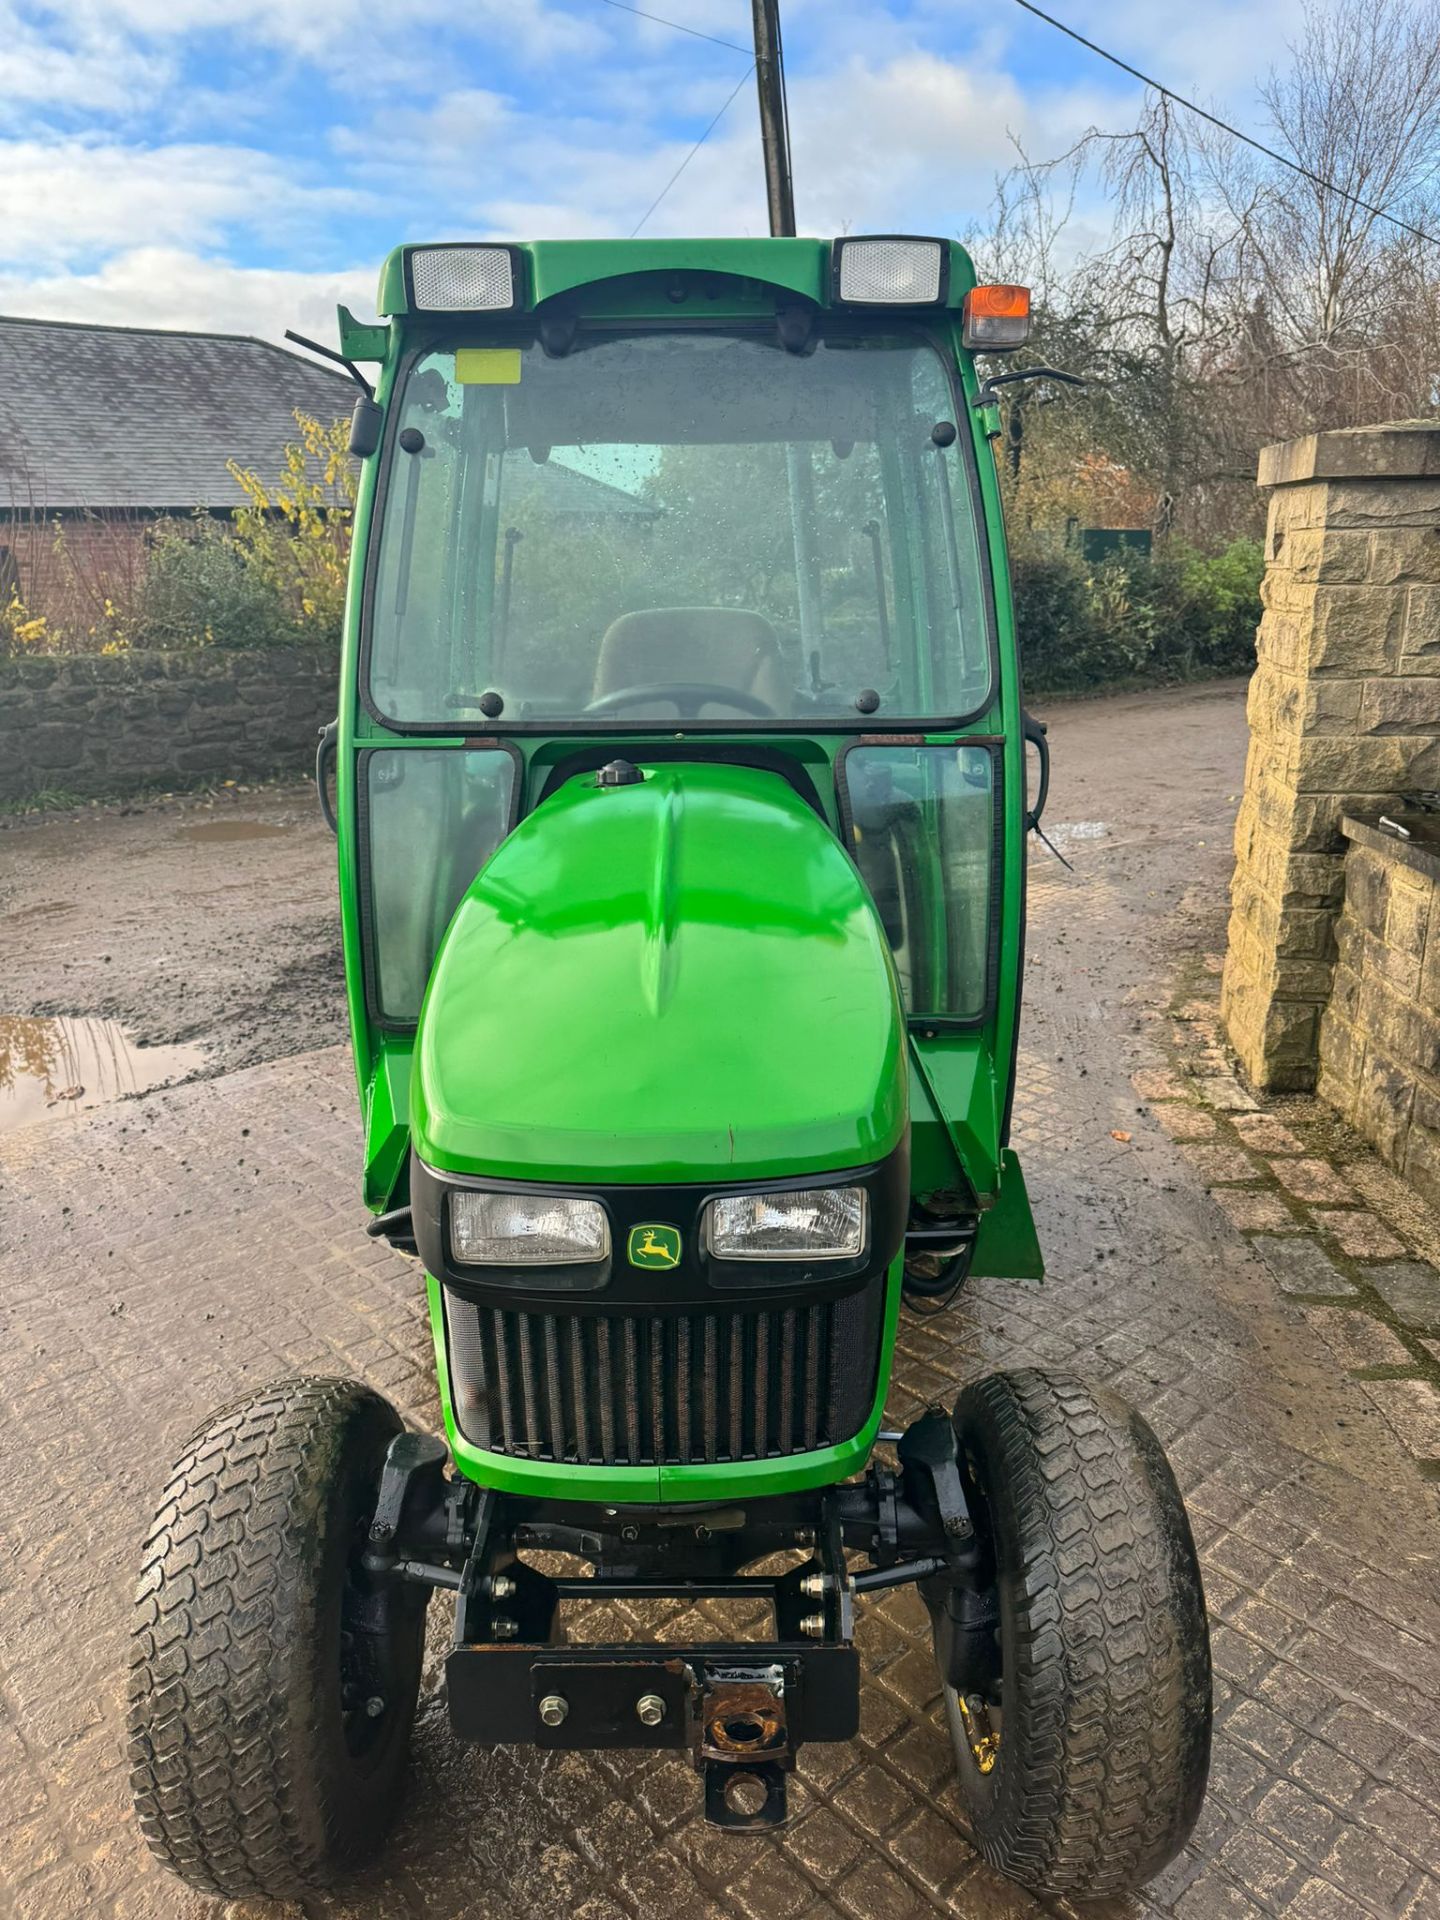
[1,593,52,657]
[227,412,355,640]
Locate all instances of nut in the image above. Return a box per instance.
[538,1694,569,1728]
[635,1692,666,1727]
[364,1695,386,1719]
[800,1573,826,1597]
[492,1616,518,1640]
[799,1612,825,1636]
[489,1573,516,1600]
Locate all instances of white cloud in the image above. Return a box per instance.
[0,138,369,269]
[434,50,1135,244]
[58,0,608,74]
[1050,0,1311,104]
[0,247,378,344]
[0,4,175,116]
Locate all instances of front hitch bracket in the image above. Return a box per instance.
[698,1663,792,1829]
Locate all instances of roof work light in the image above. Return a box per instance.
[831,236,948,306]
[406,245,522,312]
[962,284,1032,349]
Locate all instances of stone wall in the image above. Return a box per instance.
[1319,814,1440,1211]
[1221,423,1440,1093]
[0,647,336,805]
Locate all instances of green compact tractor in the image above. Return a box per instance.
[129,236,1210,1900]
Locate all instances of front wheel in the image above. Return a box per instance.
[933,1368,1211,1898]
[128,1377,428,1899]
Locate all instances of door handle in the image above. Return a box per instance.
[315,720,339,834]
[1022,709,1049,834]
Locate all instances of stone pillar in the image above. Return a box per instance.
[1221,423,1440,1092]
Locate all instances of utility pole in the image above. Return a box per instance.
[750,0,796,237]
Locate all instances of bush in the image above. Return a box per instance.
[132,520,295,650]
[1014,537,1262,693]
[5,411,352,657]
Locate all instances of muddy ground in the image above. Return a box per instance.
[0,680,1249,1085]
[0,782,345,1080]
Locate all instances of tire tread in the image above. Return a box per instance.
[127,1375,405,1899]
[954,1367,1211,1897]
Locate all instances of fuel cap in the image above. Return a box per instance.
[596,758,643,788]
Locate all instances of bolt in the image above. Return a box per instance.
[365,1695,386,1719]
[490,1574,516,1600]
[492,1616,518,1640]
[636,1693,666,1727]
[799,1613,825,1636]
[620,1523,639,1544]
[538,1694,569,1728]
[800,1573,826,1598]
[368,1521,392,1542]
[694,1525,711,1543]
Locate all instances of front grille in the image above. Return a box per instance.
[443,1283,884,1466]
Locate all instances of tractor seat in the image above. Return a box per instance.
[592,608,787,716]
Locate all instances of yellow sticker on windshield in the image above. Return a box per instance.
[455,348,521,385]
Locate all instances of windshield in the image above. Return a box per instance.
[365,329,992,728]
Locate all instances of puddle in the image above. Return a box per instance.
[0,1015,204,1131]
[176,820,293,845]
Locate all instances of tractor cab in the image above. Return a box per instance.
[336,237,1043,1301]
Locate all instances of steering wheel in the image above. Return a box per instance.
[583,682,776,719]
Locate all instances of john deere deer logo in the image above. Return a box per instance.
[628,1224,681,1269]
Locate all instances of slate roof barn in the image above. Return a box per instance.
[0,314,658,624]
[0,315,354,514]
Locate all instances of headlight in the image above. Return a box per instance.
[450,1191,609,1265]
[707,1187,867,1261]
[832,235,948,306]
[407,243,519,311]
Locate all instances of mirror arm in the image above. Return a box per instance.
[285,328,374,399]
[971,366,1087,410]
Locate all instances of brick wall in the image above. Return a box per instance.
[1318,815,1440,1210]
[1,514,153,634]
[0,647,336,805]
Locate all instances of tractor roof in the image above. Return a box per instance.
[376,236,978,319]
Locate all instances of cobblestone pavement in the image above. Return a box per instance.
[2,684,1438,1920]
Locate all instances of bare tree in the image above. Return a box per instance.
[965,0,1440,548]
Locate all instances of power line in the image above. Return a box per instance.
[1012,0,1440,249]
[596,0,750,56]
[631,62,756,235]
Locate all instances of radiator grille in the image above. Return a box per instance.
[443,1284,884,1466]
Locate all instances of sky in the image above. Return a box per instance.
[0,0,1319,346]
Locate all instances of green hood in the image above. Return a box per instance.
[411,762,906,1183]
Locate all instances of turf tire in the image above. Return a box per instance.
[127,1375,427,1898]
[940,1367,1211,1897]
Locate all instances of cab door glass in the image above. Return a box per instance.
[362,748,517,1023]
[843,744,996,1021]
